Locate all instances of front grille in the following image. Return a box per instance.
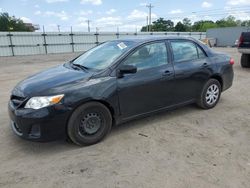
[10,95,26,108]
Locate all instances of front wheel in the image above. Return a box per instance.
[197,79,221,109]
[67,102,112,146]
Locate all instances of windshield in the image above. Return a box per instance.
[72,41,135,70]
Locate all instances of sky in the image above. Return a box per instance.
[0,0,250,32]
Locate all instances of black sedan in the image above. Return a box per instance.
[8,37,234,146]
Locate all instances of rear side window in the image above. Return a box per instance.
[197,46,207,59]
[170,41,206,63]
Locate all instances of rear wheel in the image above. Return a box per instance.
[197,79,221,109]
[67,102,112,146]
[241,54,250,68]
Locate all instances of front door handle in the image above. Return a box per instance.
[202,62,209,67]
[162,70,173,76]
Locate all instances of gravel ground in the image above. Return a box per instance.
[0,48,249,188]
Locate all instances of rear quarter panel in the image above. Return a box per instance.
[209,53,234,91]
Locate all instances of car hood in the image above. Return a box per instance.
[12,64,93,97]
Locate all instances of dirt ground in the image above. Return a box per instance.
[0,48,249,188]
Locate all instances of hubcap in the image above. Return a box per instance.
[79,113,101,135]
[206,84,219,105]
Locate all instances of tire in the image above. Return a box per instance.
[197,79,221,109]
[67,102,112,146]
[241,54,250,68]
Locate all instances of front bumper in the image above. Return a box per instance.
[8,101,72,141]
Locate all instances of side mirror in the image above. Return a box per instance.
[117,65,137,78]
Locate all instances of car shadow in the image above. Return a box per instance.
[111,104,199,135]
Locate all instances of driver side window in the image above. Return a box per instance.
[123,42,168,71]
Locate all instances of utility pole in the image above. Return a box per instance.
[146,16,149,32]
[86,20,91,32]
[146,3,153,32]
[57,25,60,32]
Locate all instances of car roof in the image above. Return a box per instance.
[110,36,215,57]
[114,36,198,44]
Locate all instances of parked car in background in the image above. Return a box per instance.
[8,37,234,146]
[238,32,250,67]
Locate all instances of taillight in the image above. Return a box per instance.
[229,58,234,65]
[238,35,243,47]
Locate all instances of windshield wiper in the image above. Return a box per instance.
[71,62,89,71]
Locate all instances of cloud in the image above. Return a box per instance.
[230,11,250,20]
[224,7,250,20]
[127,9,157,20]
[77,16,88,22]
[0,8,2,12]
[34,10,41,15]
[169,9,183,14]
[20,17,32,23]
[44,11,70,20]
[78,10,93,16]
[106,9,116,15]
[202,1,212,8]
[46,0,68,3]
[139,3,147,6]
[34,4,40,8]
[96,16,122,26]
[227,0,250,5]
[80,0,102,5]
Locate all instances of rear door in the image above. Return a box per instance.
[169,40,213,103]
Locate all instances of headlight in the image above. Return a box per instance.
[24,94,64,109]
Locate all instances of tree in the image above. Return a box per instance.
[152,18,174,31]
[216,15,237,27]
[0,12,33,31]
[141,26,148,32]
[183,18,192,31]
[140,15,250,32]
[141,17,174,32]
[175,21,186,32]
[241,20,250,27]
[192,20,217,32]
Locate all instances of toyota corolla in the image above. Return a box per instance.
[8,37,234,146]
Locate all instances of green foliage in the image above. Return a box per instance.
[174,22,186,32]
[192,20,217,32]
[182,18,192,31]
[241,20,250,27]
[141,15,250,32]
[0,12,33,32]
[216,15,238,27]
[151,18,174,31]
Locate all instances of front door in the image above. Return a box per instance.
[117,41,176,119]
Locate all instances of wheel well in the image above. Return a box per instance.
[210,75,223,89]
[93,100,115,118]
[87,100,116,126]
[74,99,115,123]
[65,100,116,136]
